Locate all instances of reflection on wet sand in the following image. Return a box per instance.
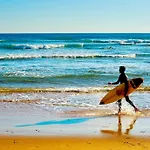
[101,115,137,136]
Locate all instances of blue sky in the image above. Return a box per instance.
[0,0,150,33]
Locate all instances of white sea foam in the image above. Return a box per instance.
[0,54,39,60]
[106,54,136,58]
[91,39,150,45]
[119,40,134,45]
[46,54,136,58]
[0,53,136,60]
[12,44,64,49]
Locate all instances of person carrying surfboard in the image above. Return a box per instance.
[108,66,139,114]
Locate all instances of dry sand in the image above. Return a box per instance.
[0,135,150,150]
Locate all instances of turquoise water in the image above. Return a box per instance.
[0,33,150,89]
[0,33,150,115]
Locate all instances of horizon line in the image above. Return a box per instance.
[0,32,150,34]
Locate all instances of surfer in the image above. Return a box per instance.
[108,66,139,114]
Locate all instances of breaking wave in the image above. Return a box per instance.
[0,54,136,60]
[1,39,150,51]
[1,44,64,49]
[1,39,150,50]
[91,39,150,45]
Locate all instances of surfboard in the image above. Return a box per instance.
[99,78,143,105]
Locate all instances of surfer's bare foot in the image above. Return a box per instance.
[135,108,141,116]
[135,108,140,112]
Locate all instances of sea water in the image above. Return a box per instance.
[0,33,150,116]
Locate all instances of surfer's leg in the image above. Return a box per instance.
[117,99,122,114]
[125,96,139,112]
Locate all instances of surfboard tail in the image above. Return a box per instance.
[99,101,105,105]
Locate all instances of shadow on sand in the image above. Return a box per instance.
[101,114,137,136]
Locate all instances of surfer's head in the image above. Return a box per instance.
[119,66,126,73]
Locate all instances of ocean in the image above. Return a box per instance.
[0,33,150,116]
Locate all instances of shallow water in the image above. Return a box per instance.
[0,33,150,89]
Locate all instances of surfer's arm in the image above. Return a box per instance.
[108,78,120,85]
[111,80,119,85]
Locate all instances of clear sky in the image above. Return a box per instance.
[0,0,150,33]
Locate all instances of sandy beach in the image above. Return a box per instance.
[1,135,150,150]
[1,96,150,150]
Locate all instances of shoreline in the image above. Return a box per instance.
[0,86,150,93]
